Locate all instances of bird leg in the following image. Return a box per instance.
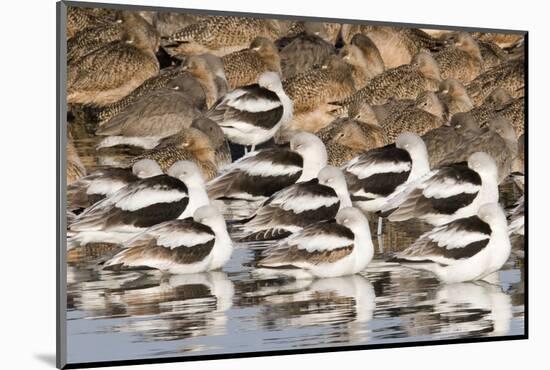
[377,217,383,235]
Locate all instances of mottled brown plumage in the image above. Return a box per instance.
[473,90,524,136]
[492,96,525,136]
[67,20,160,107]
[180,55,227,108]
[131,128,219,180]
[471,32,524,48]
[68,12,158,66]
[477,39,509,71]
[166,16,282,56]
[151,12,207,37]
[156,117,232,169]
[277,23,337,79]
[340,34,385,90]
[469,88,513,125]
[440,116,518,183]
[341,25,446,68]
[222,37,281,89]
[434,32,483,84]
[96,81,203,138]
[279,56,355,136]
[66,6,117,38]
[97,66,196,124]
[318,103,388,166]
[437,78,474,118]
[333,51,441,115]
[466,58,525,106]
[67,133,86,185]
[422,112,482,167]
[382,92,446,142]
[284,55,356,114]
[284,21,341,45]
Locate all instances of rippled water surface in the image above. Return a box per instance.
[66,137,525,364]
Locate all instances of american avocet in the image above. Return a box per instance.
[104,205,232,273]
[388,203,511,283]
[239,165,351,241]
[255,207,373,279]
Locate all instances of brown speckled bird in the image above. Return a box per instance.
[382,92,446,142]
[475,92,525,137]
[422,112,482,167]
[434,32,483,84]
[96,76,204,139]
[332,51,441,115]
[437,78,474,118]
[67,12,158,66]
[131,127,219,180]
[97,66,195,124]
[284,21,341,45]
[340,34,385,89]
[277,22,337,79]
[471,32,524,48]
[153,117,232,169]
[67,132,87,185]
[165,16,282,57]
[180,55,228,108]
[341,25,446,68]
[66,6,117,38]
[469,88,512,124]
[466,58,525,106]
[440,116,518,183]
[282,55,356,134]
[151,12,207,37]
[67,19,160,107]
[511,133,525,174]
[317,102,388,165]
[477,39,509,71]
[222,37,281,89]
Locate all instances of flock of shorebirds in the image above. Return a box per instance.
[65,7,525,284]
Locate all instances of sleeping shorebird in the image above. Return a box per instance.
[68,161,209,248]
[384,152,499,226]
[206,71,292,153]
[104,205,233,274]
[207,132,327,201]
[344,132,430,234]
[238,166,352,242]
[255,207,374,279]
[388,203,511,284]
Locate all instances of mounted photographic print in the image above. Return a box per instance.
[57,1,527,368]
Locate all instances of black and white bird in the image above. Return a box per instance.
[343,132,430,234]
[508,196,524,236]
[104,205,233,273]
[255,207,374,279]
[206,71,293,153]
[388,203,511,283]
[385,152,499,226]
[68,161,209,248]
[207,132,327,201]
[238,165,352,242]
[67,159,162,212]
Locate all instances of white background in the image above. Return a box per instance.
[0,0,545,368]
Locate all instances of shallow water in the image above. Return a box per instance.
[66,137,525,364]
